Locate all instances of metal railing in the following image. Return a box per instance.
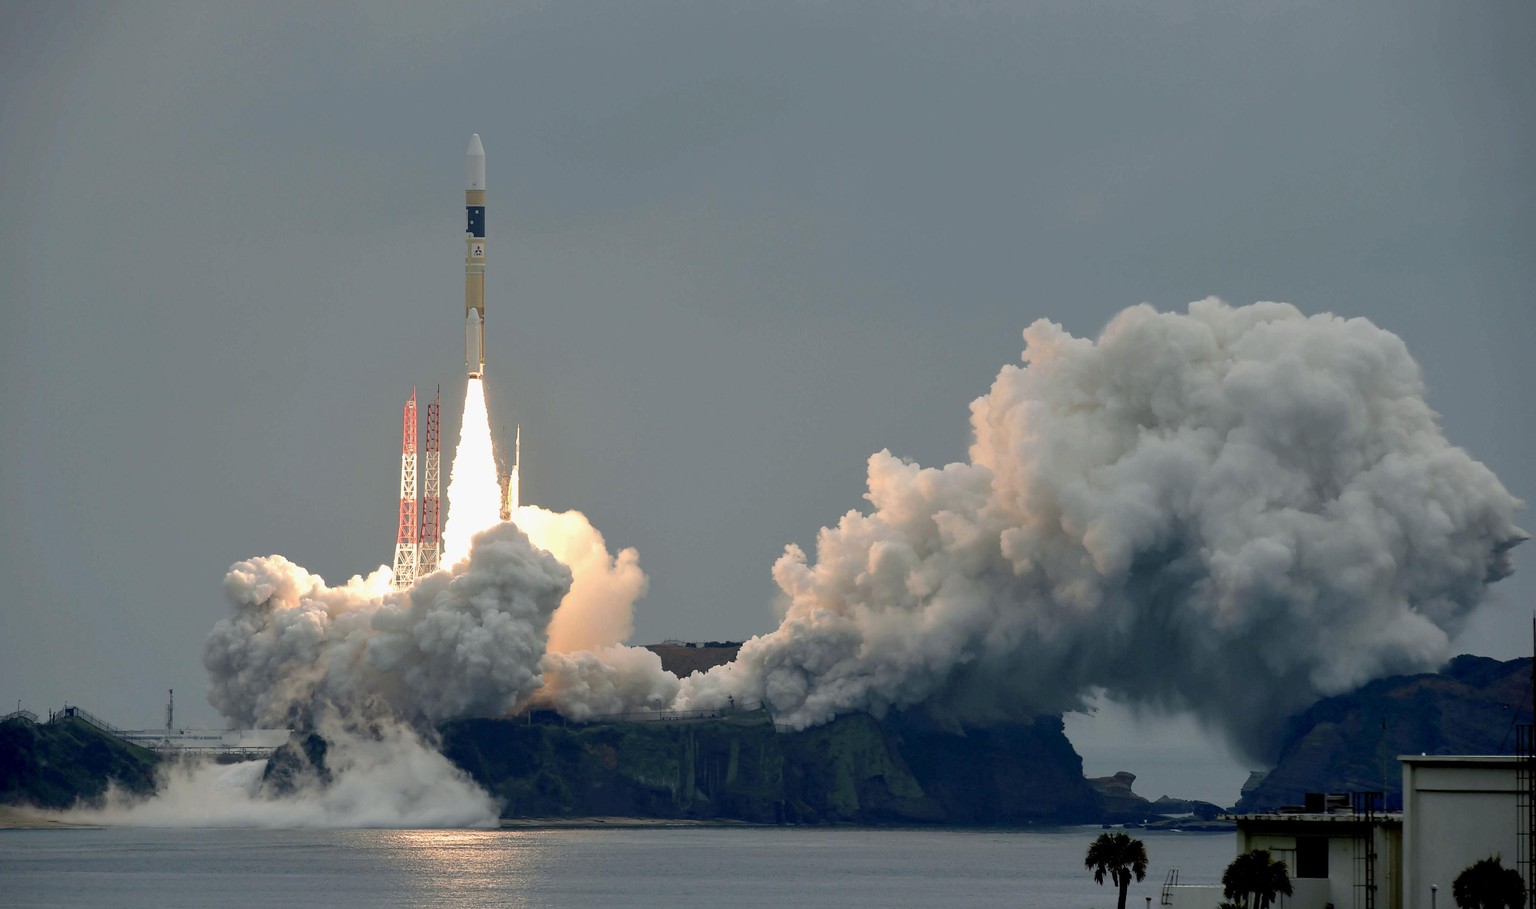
[1160,869,1179,906]
[1517,723,1536,906]
[581,701,768,726]
[47,705,127,737]
[1,709,39,724]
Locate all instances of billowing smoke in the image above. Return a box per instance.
[196,297,1523,796]
[512,504,677,720]
[183,373,665,826]
[203,505,662,731]
[534,646,680,721]
[59,713,497,828]
[205,522,571,729]
[203,370,663,733]
[513,505,647,653]
[677,299,1525,758]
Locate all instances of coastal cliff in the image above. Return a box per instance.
[439,710,1099,824]
[1238,655,1533,811]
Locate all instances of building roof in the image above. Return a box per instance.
[1398,754,1520,767]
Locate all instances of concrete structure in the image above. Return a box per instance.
[1162,798,1401,909]
[1400,756,1521,909]
[119,727,293,756]
[1235,805,1401,909]
[1165,756,1531,909]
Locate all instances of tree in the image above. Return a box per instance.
[1222,849,1294,909]
[1086,831,1150,909]
[1453,856,1527,909]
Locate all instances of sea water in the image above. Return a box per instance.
[0,826,1232,908]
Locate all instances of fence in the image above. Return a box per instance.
[47,705,126,737]
[581,701,769,726]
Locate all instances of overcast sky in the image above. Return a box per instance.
[2,1,1531,804]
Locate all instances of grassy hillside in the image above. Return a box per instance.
[0,716,160,809]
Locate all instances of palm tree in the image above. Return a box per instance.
[1453,856,1526,909]
[1086,831,1150,909]
[1222,849,1294,909]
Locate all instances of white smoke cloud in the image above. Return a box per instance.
[677,299,1526,757]
[506,505,675,720]
[183,381,669,827]
[203,498,665,728]
[205,521,571,729]
[534,645,681,722]
[195,298,1523,779]
[515,505,647,653]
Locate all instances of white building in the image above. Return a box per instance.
[1165,755,1531,909]
[1162,797,1401,909]
[1400,755,1522,909]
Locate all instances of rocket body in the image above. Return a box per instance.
[465,134,487,378]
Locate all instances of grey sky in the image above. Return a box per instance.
[2,1,1531,804]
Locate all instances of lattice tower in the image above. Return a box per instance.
[498,424,521,522]
[418,386,442,575]
[392,388,419,589]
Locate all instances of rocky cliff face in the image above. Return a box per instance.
[1237,655,1533,812]
[438,710,1100,824]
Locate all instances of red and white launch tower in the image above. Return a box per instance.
[392,389,419,589]
[419,387,442,576]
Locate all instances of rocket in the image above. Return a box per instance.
[465,134,487,378]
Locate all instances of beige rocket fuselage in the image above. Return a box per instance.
[466,134,486,378]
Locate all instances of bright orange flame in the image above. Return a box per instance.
[442,378,502,566]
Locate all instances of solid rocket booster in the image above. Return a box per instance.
[465,134,487,378]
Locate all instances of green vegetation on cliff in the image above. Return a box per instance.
[0,715,160,809]
[440,709,1098,824]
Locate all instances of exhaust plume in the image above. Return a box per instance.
[205,522,571,729]
[204,375,660,737]
[442,377,501,566]
[677,299,1525,758]
[515,505,647,653]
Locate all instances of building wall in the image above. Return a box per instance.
[1400,757,1520,909]
[1235,819,1402,909]
[1163,884,1225,909]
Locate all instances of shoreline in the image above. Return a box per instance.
[0,806,99,830]
[498,816,764,829]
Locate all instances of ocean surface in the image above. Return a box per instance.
[0,825,1232,908]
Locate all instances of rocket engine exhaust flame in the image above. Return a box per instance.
[441,378,502,567]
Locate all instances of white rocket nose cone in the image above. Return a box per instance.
[467,134,486,190]
[466,132,485,188]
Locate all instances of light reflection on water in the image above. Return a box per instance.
[367,829,554,906]
[0,825,1233,909]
